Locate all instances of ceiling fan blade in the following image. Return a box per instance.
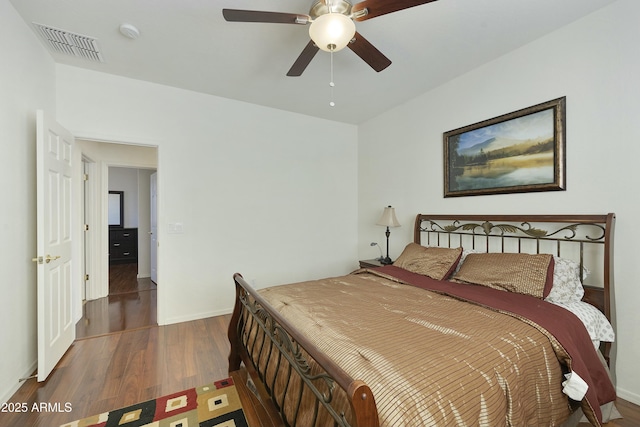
[222,9,310,24]
[287,41,320,76]
[347,32,392,72]
[352,0,438,21]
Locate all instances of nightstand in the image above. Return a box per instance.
[359,259,385,269]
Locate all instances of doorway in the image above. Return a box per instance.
[75,140,158,339]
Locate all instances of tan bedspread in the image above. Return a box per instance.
[259,270,574,427]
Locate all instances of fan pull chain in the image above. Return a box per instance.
[329,50,335,107]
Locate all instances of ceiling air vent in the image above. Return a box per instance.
[33,22,104,62]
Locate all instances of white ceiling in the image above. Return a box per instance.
[10,0,616,124]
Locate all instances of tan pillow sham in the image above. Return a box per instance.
[393,243,463,280]
[451,252,555,299]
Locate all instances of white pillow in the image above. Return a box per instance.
[551,300,615,346]
[453,248,479,274]
[545,256,587,304]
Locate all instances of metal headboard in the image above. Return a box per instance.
[414,213,616,362]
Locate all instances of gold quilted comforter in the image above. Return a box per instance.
[258,269,581,427]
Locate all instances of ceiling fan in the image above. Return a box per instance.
[222,0,438,77]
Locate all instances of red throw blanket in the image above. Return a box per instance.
[366,265,616,426]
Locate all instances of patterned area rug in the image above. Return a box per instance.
[60,377,248,427]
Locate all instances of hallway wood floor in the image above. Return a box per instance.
[76,263,157,339]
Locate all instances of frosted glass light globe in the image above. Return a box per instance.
[309,14,355,52]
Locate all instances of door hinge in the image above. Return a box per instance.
[83,173,89,181]
[85,274,90,281]
[84,224,89,231]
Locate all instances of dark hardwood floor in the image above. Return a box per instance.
[1,266,638,426]
[76,263,157,339]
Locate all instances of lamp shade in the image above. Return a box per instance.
[308,13,355,52]
[376,206,401,227]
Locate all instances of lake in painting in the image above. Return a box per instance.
[448,108,555,192]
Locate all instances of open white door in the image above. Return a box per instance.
[35,110,75,382]
[150,172,158,283]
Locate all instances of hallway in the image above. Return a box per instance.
[76,264,157,339]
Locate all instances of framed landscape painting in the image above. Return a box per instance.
[443,97,566,197]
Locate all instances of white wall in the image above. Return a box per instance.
[109,167,140,228]
[0,0,56,404]
[358,0,640,404]
[57,66,359,325]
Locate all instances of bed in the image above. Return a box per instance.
[228,213,618,427]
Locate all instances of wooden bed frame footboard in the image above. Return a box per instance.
[228,273,379,427]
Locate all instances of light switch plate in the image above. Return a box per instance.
[167,222,184,234]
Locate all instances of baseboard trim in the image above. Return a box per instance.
[617,386,640,406]
[161,308,233,326]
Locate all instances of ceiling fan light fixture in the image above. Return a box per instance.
[309,13,355,52]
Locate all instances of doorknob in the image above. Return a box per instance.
[31,254,61,264]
